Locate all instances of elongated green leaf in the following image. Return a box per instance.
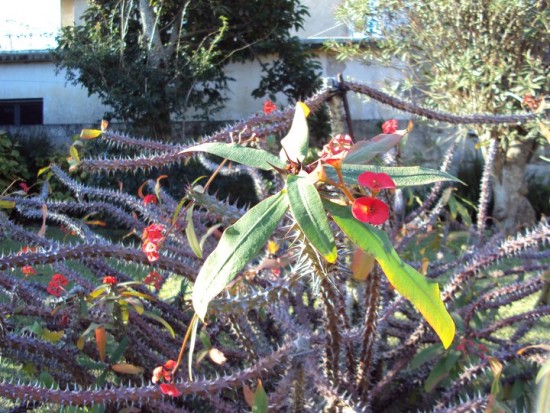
[279,102,310,163]
[180,142,286,170]
[143,311,175,338]
[186,205,203,258]
[287,174,336,263]
[329,164,462,188]
[324,201,455,349]
[193,190,288,320]
[344,130,407,165]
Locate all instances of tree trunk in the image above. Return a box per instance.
[490,136,537,234]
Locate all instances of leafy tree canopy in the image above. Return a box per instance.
[54,0,321,136]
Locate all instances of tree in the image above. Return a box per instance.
[54,0,321,137]
[331,0,548,233]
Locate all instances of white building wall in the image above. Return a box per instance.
[0,61,110,124]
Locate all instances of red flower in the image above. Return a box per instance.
[19,182,29,193]
[159,383,182,397]
[102,275,118,285]
[142,224,165,262]
[22,265,37,276]
[52,273,69,287]
[263,100,277,115]
[152,359,177,384]
[47,281,63,297]
[358,172,396,192]
[319,134,354,167]
[381,119,398,134]
[144,271,163,290]
[352,196,390,225]
[143,194,157,205]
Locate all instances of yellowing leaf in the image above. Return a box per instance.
[111,363,145,375]
[279,102,310,163]
[95,326,107,362]
[41,328,64,343]
[325,201,455,349]
[80,129,102,140]
[351,247,375,281]
[0,200,15,209]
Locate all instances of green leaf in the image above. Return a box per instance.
[279,102,310,163]
[424,357,451,392]
[344,130,407,165]
[110,336,129,364]
[324,201,455,349]
[192,190,288,320]
[331,164,462,188]
[287,174,336,263]
[180,142,286,170]
[252,379,269,413]
[142,311,175,338]
[186,205,203,258]
[410,343,445,370]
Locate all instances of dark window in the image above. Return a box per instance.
[0,99,43,125]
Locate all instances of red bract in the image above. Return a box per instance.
[144,271,163,290]
[381,119,398,134]
[142,224,165,243]
[142,224,165,262]
[19,182,29,193]
[159,383,182,397]
[52,273,69,287]
[143,194,157,205]
[319,134,354,167]
[22,265,37,276]
[102,275,118,285]
[352,197,390,225]
[47,281,63,297]
[358,172,396,192]
[263,100,277,115]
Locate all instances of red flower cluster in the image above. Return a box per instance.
[143,194,157,206]
[47,273,69,297]
[381,119,398,134]
[102,275,118,285]
[263,100,277,115]
[152,359,182,397]
[319,134,354,168]
[144,271,163,290]
[22,265,37,276]
[142,224,165,262]
[352,172,396,225]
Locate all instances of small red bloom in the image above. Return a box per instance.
[163,359,177,370]
[263,100,277,115]
[143,194,157,206]
[358,172,396,192]
[19,182,29,193]
[47,281,63,297]
[352,197,390,225]
[22,265,37,276]
[142,224,165,244]
[144,271,163,290]
[52,273,69,287]
[319,134,354,167]
[152,359,177,384]
[102,275,118,285]
[381,119,398,134]
[159,383,182,397]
